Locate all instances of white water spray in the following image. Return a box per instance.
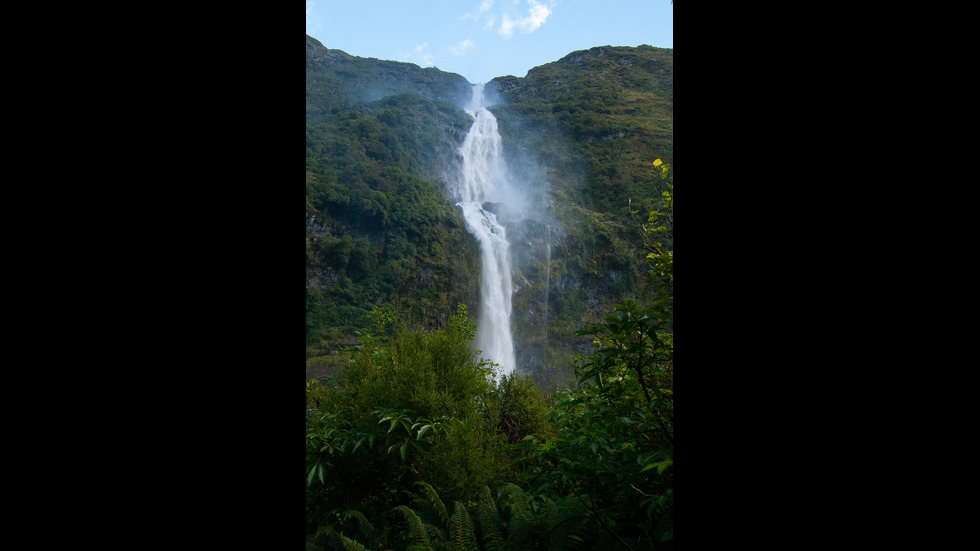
[456,84,517,377]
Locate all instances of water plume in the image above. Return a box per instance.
[454,83,518,377]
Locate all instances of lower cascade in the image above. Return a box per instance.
[455,83,517,377]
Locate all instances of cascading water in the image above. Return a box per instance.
[542,223,552,371]
[544,224,551,329]
[456,83,517,377]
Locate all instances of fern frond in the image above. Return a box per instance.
[424,522,447,544]
[416,481,451,527]
[345,509,375,538]
[539,496,557,530]
[476,498,504,551]
[340,534,371,551]
[500,483,533,532]
[501,521,542,551]
[395,505,432,550]
[545,497,590,551]
[450,501,478,551]
[480,485,497,510]
[313,524,342,550]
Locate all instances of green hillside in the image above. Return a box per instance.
[305,36,674,392]
[487,45,674,390]
[306,36,472,123]
[490,44,673,217]
[306,36,482,380]
[306,36,674,551]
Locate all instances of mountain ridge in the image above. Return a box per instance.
[306,35,673,392]
[306,35,472,118]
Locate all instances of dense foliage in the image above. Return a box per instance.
[306,305,557,550]
[307,35,471,124]
[514,161,673,549]
[489,45,673,218]
[306,37,674,548]
[484,45,673,391]
[306,38,484,380]
[306,162,673,550]
[306,37,673,393]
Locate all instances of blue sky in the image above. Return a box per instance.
[306,0,672,84]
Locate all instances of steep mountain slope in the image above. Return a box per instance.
[306,35,472,124]
[305,37,481,381]
[305,36,673,392]
[489,44,673,216]
[486,45,674,389]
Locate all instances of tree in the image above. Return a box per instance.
[516,160,673,550]
[307,305,548,547]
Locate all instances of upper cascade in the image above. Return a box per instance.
[455,83,519,378]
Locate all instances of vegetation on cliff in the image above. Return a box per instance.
[486,45,673,390]
[306,37,484,379]
[307,161,674,550]
[306,36,673,391]
[306,32,674,546]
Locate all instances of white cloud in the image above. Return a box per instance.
[499,15,516,38]
[451,39,475,56]
[464,0,552,38]
[523,2,551,31]
[399,42,435,67]
[463,0,494,21]
[497,0,552,39]
[306,1,321,35]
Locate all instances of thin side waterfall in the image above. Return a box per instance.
[543,223,552,371]
[456,83,517,377]
[544,224,551,329]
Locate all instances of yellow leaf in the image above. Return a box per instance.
[653,159,662,167]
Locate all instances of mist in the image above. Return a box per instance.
[447,82,558,378]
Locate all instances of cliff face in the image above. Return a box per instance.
[485,45,674,391]
[306,37,673,392]
[306,37,482,383]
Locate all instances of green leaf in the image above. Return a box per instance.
[416,424,432,439]
[637,451,658,465]
[640,460,672,474]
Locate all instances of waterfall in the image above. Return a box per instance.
[544,224,551,329]
[456,83,517,377]
[543,223,552,371]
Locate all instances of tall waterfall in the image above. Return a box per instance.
[456,83,517,377]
